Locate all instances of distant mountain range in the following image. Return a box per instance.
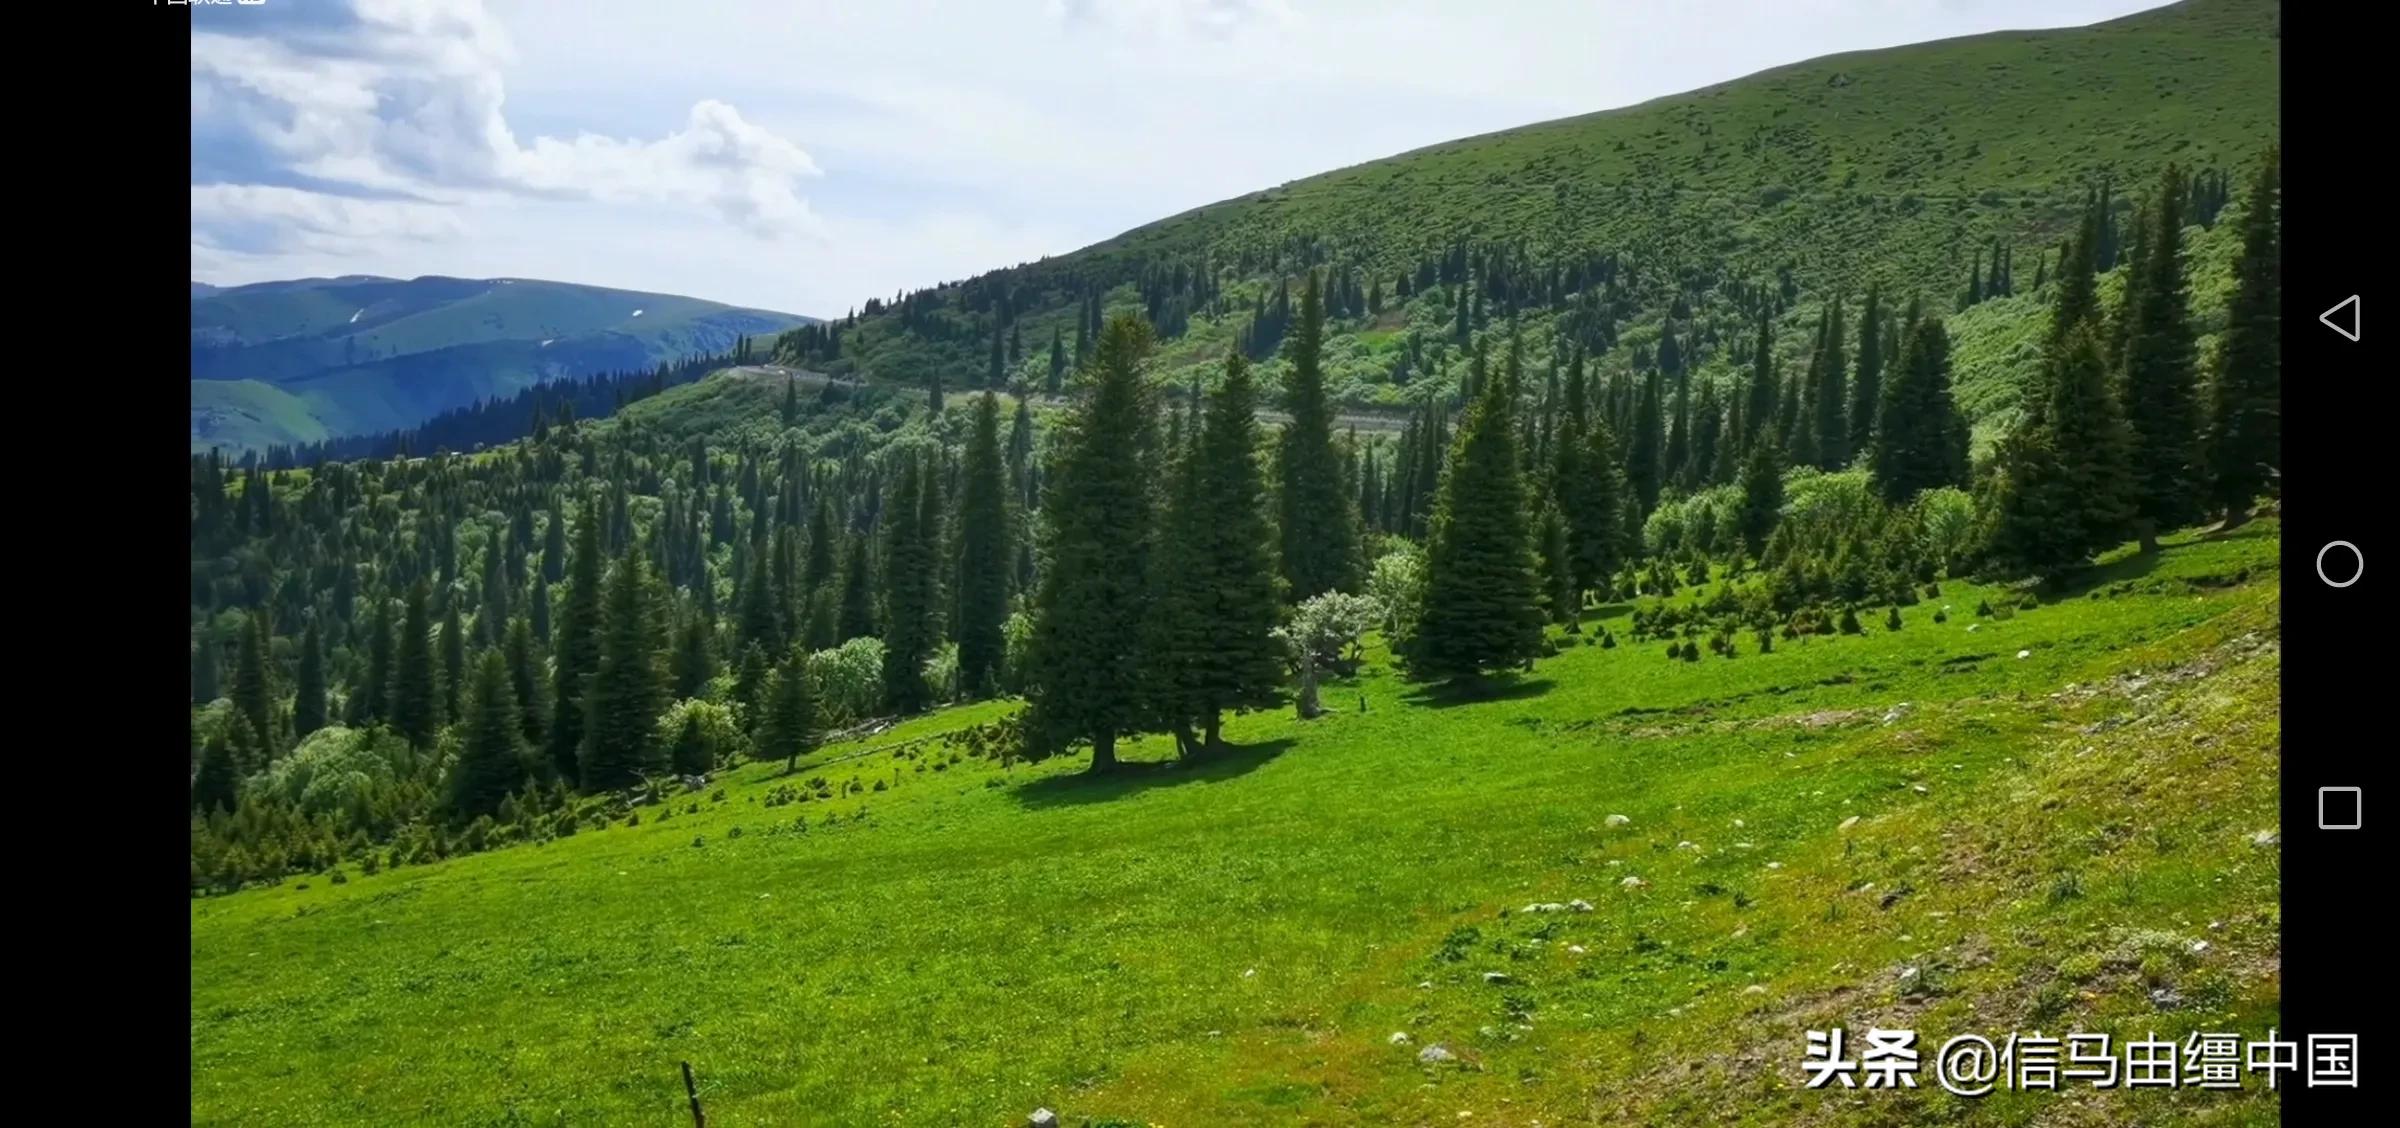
[190,275,812,452]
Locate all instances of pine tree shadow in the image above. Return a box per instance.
[1402,675,1555,709]
[1010,738,1296,809]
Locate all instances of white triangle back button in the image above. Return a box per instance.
[2321,295,2361,342]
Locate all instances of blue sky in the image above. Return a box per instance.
[189,0,2164,318]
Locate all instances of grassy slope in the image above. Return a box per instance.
[190,521,2281,1126]
[190,277,811,451]
[814,0,2275,427]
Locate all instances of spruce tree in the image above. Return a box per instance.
[880,457,941,714]
[1738,439,1785,559]
[737,539,781,657]
[1410,359,1544,685]
[548,502,604,780]
[1047,325,1066,395]
[581,546,665,792]
[1277,271,1361,600]
[1149,351,1286,752]
[1540,501,1575,626]
[2035,321,2131,559]
[1744,310,1777,454]
[2204,148,2281,525]
[1814,297,1849,469]
[1868,319,1969,504]
[192,728,239,814]
[531,573,551,644]
[392,581,439,750]
[954,391,1011,699]
[438,598,465,724]
[352,596,395,726]
[1628,368,1665,515]
[756,646,821,773]
[191,633,220,706]
[1024,314,1161,772]
[1847,287,1884,457]
[293,619,326,740]
[673,616,716,701]
[448,650,526,820]
[504,615,548,748]
[231,611,276,760]
[836,535,876,643]
[2117,165,2203,552]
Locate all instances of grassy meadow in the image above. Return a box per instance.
[191,520,2282,1126]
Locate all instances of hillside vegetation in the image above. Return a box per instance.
[188,1,2283,1124]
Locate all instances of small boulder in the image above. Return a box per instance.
[1482,971,1512,985]
[1838,815,1861,832]
[1566,944,1587,955]
[1568,899,1594,912]
[1389,1031,1413,1046]
[2250,830,2279,847]
[1743,984,1767,996]
[1029,1110,1059,1128]
[2016,649,2032,660]
[1604,814,1632,828]
[1620,876,1649,890]
[1966,623,1981,633]
[1418,1044,1456,1064]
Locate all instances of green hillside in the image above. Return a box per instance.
[772,0,2274,443]
[190,275,811,452]
[187,1,2285,1124]
[191,525,2282,1126]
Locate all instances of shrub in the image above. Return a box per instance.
[1886,606,1904,631]
[1933,608,1949,624]
[657,699,741,774]
[1975,598,1995,618]
[1839,608,1864,635]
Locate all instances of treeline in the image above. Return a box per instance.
[247,347,746,470]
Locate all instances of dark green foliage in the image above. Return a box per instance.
[673,616,716,701]
[1554,356,1628,605]
[192,634,220,706]
[439,598,466,724]
[193,726,240,814]
[837,535,877,644]
[232,611,277,760]
[1149,351,1287,751]
[1025,315,1160,771]
[2117,164,2204,549]
[392,582,440,750]
[954,392,1011,699]
[1886,606,1904,631]
[1627,369,1665,515]
[1278,271,1361,600]
[1847,287,1884,457]
[737,540,782,657]
[549,503,605,779]
[293,620,326,740]
[580,546,665,792]
[733,642,772,734]
[449,651,527,821]
[504,616,548,748]
[2205,148,2280,522]
[1812,296,1849,469]
[1540,502,1575,626]
[1409,356,1544,683]
[1868,318,1969,504]
[1738,440,1785,559]
[880,457,942,714]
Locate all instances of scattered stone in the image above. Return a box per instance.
[2189,940,2211,955]
[1734,842,1755,850]
[1743,984,1767,996]
[2150,986,2184,1009]
[2208,920,2225,932]
[1483,971,1513,985]
[1567,945,1587,955]
[1523,902,1567,913]
[1911,784,1929,795]
[1390,1031,1413,1045]
[1676,840,1699,852]
[1243,968,1257,978]
[758,893,771,899]
[1966,624,1980,633]
[1620,876,1649,890]
[1765,862,1784,870]
[1419,1044,1457,1064]
[1028,1110,1059,1128]
[1418,981,1433,989]
[1607,859,1623,867]
[1897,966,1920,984]
[1839,816,1861,832]
[1569,899,1593,912]
[2250,830,2279,847]
[2017,649,2032,660]
[1604,814,1632,828]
